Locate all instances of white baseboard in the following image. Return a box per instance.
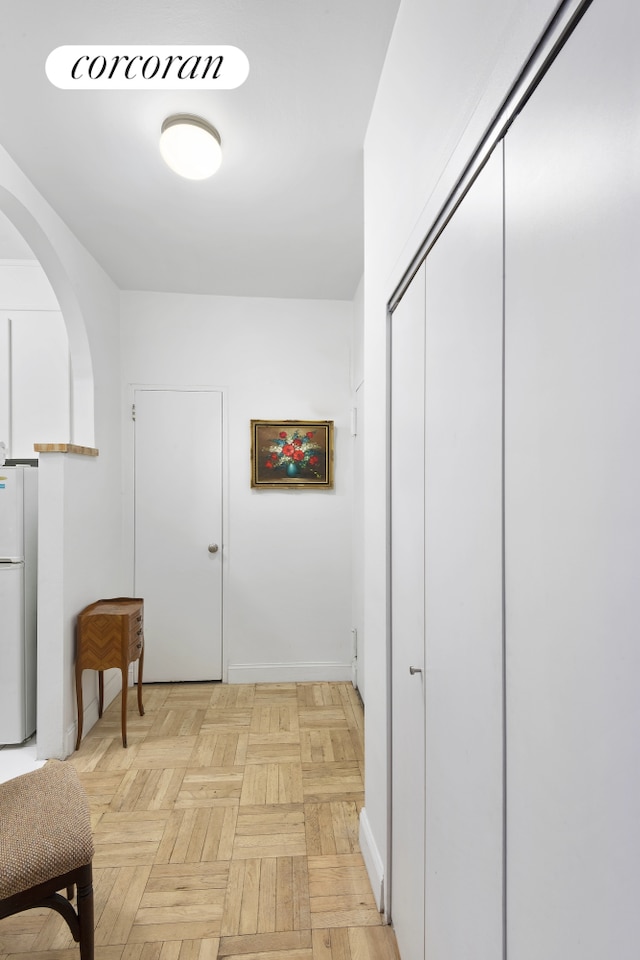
[70,670,122,756]
[359,806,385,915]
[227,661,352,684]
[64,721,78,759]
[104,670,122,705]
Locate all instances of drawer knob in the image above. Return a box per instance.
[208,543,219,554]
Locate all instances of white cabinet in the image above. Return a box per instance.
[0,310,70,457]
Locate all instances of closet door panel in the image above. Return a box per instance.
[423,147,504,959]
[505,1,640,956]
[391,262,426,960]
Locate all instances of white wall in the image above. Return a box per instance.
[120,291,354,681]
[361,0,561,917]
[0,146,124,757]
[351,276,365,696]
[351,274,364,391]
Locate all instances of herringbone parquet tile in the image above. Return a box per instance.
[0,682,400,960]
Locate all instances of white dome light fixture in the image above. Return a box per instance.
[159,114,222,180]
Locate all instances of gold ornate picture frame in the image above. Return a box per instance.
[251,420,334,488]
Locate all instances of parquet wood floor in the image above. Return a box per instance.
[0,682,400,960]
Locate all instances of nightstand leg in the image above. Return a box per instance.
[121,666,128,748]
[75,666,84,751]
[137,644,145,717]
[98,671,104,717]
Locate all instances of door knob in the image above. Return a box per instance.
[208,543,219,553]
[409,666,422,675]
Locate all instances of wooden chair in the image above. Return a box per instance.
[0,759,95,959]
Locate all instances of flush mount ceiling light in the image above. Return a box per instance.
[159,114,222,180]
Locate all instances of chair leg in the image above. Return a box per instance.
[76,864,94,960]
[0,866,93,954]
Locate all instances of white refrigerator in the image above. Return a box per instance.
[0,465,38,744]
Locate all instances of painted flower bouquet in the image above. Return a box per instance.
[264,429,322,478]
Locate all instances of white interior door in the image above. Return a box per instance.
[134,388,223,681]
[390,262,426,960]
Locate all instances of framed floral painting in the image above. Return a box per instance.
[251,420,334,488]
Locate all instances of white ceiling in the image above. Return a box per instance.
[0,0,399,300]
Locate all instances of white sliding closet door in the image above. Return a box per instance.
[391,262,427,960]
[390,146,504,960]
[504,0,640,956]
[423,147,504,959]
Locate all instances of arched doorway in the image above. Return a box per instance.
[0,190,96,759]
[0,192,95,447]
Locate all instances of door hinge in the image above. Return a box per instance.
[131,403,136,421]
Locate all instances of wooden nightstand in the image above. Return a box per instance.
[75,597,145,749]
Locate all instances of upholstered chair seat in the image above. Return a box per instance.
[0,759,94,959]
